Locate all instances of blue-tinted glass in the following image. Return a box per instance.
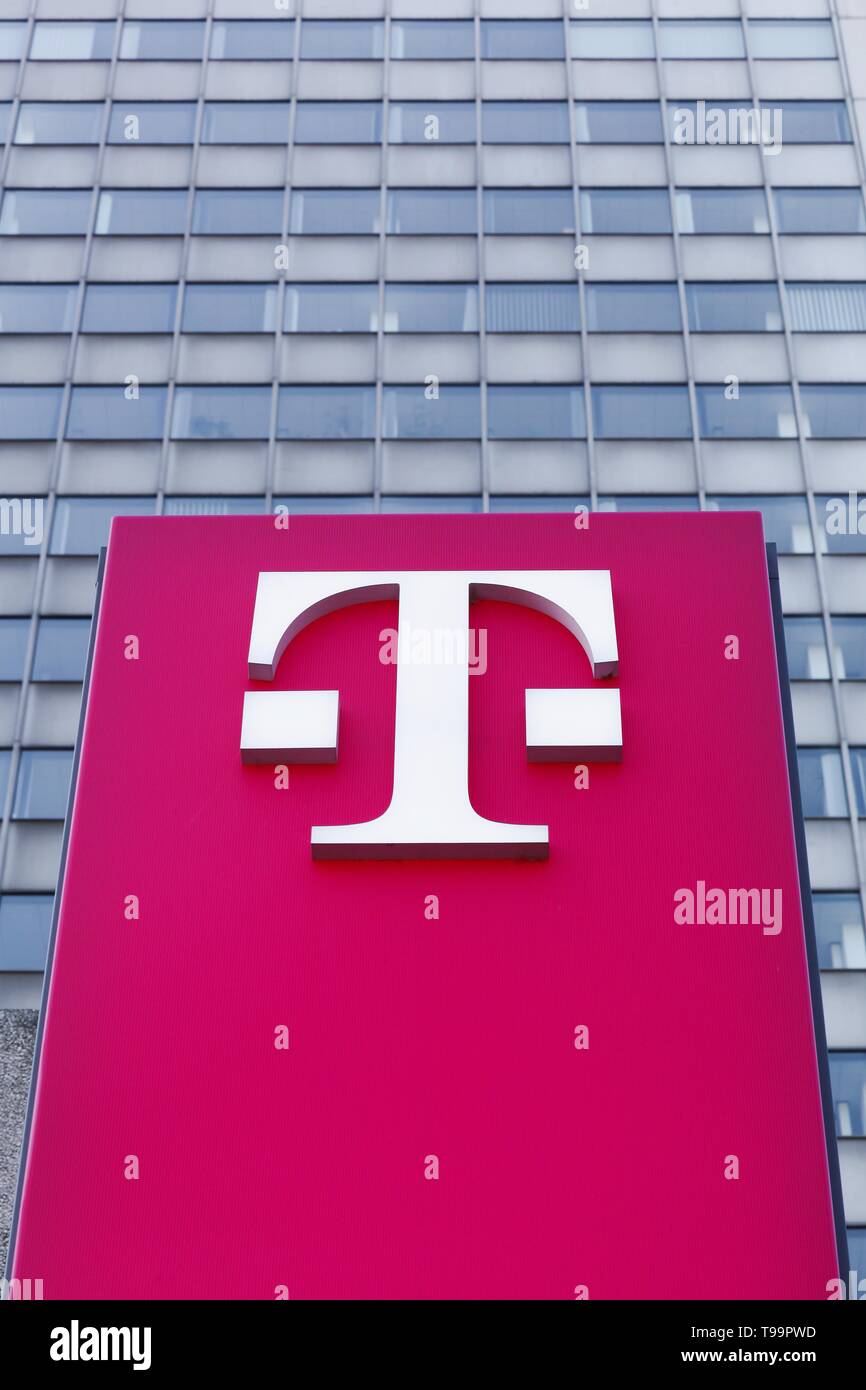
[852,749,866,816]
[211,20,295,61]
[570,21,654,59]
[0,498,45,555]
[283,284,378,333]
[848,1229,866,1276]
[592,386,692,439]
[490,497,590,514]
[172,387,271,440]
[482,102,570,144]
[0,751,9,806]
[697,385,797,439]
[829,1053,866,1134]
[184,284,278,333]
[382,387,480,440]
[784,618,830,679]
[0,284,77,333]
[0,22,26,60]
[813,894,866,970]
[802,386,866,439]
[686,283,782,332]
[164,497,266,516]
[301,21,383,60]
[819,495,866,555]
[294,102,382,144]
[581,188,672,234]
[484,189,574,234]
[788,285,866,333]
[384,284,478,333]
[119,20,205,61]
[706,496,813,554]
[575,102,663,143]
[387,189,475,235]
[274,497,375,515]
[488,386,586,440]
[0,104,9,145]
[0,388,62,440]
[388,102,475,145]
[30,21,116,61]
[108,102,196,144]
[668,101,780,149]
[390,21,474,59]
[750,21,836,60]
[193,189,283,234]
[290,189,380,235]
[66,387,166,441]
[278,387,376,440]
[586,283,681,332]
[202,102,291,144]
[13,750,73,819]
[0,619,30,679]
[32,619,90,681]
[773,101,851,143]
[0,190,91,235]
[50,497,155,554]
[831,619,866,679]
[380,497,483,514]
[676,187,769,234]
[481,21,564,60]
[15,102,103,144]
[0,894,53,971]
[82,284,177,333]
[597,497,699,513]
[96,189,186,235]
[659,20,744,58]
[486,284,579,333]
[797,748,848,817]
[774,188,865,234]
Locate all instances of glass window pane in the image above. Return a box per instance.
[0,498,45,555]
[772,101,850,143]
[575,102,663,143]
[193,189,283,234]
[382,386,480,439]
[384,284,478,333]
[202,102,291,145]
[686,283,782,332]
[488,386,586,439]
[390,21,474,60]
[0,189,92,236]
[184,284,278,334]
[784,617,830,680]
[0,104,9,145]
[13,750,71,819]
[659,20,745,59]
[697,385,797,439]
[706,496,813,553]
[597,496,699,513]
[163,497,265,517]
[570,21,655,59]
[119,20,205,61]
[15,102,103,145]
[108,102,196,145]
[274,497,375,515]
[586,283,681,332]
[301,21,383,60]
[0,284,77,333]
[387,188,475,235]
[749,21,836,60]
[490,496,589,514]
[0,22,27,61]
[82,284,177,334]
[95,189,187,235]
[388,102,475,145]
[171,387,271,440]
[788,285,866,333]
[797,748,848,817]
[0,619,30,680]
[592,386,692,439]
[829,1053,866,1135]
[0,388,62,440]
[32,618,90,681]
[580,188,672,234]
[486,284,579,333]
[0,894,53,972]
[278,386,376,440]
[481,21,564,60]
[813,894,866,970]
[30,22,116,61]
[852,749,866,816]
[50,497,155,555]
[283,284,378,334]
[802,386,866,439]
[482,102,570,144]
[774,188,865,234]
[831,618,866,679]
[294,102,381,144]
[66,387,167,441]
[380,497,482,514]
[484,189,574,234]
[211,20,294,61]
[290,189,380,235]
[817,492,866,555]
[676,187,769,235]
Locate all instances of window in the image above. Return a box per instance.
[802,386,866,439]
[184,285,278,334]
[486,284,579,333]
[0,190,91,237]
[108,103,196,145]
[581,188,672,235]
[852,749,866,816]
[82,284,177,334]
[382,387,480,440]
[283,284,378,334]
[211,20,294,61]
[294,102,382,145]
[0,499,45,555]
[831,619,866,679]
[484,189,574,235]
[490,497,589,514]
[697,385,796,439]
[848,1229,866,1273]
[797,748,848,818]
[570,21,655,60]
[171,387,271,441]
[482,102,570,145]
[706,496,812,554]
[32,619,90,681]
[164,498,265,517]
[30,22,116,61]
[50,498,155,555]
[390,21,474,60]
[574,102,663,144]
[481,21,564,61]
[387,189,475,235]
[119,21,205,62]
[784,618,830,680]
[290,190,380,236]
[770,102,851,143]
[278,387,376,440]
[193,189,283,235]
[597,497,699,513]
[95,190,187,236]
[813,894,866,970]
[0,619,30,680]
[829,1054,866,1136]
[788,284,866,333]
[15,103,103,145]
[676,188,769,235]
[13,750,72,820]
[749,21,836,60]
[659,20,745,59]
[488,387,586,440]
[301,21,383,60]
[66,388,167,441]
[586,284,681,333]
[592,387,692,439]
[0,22,26,61]
[202,103,291,145]
[0,284,77,333]
[0,895,53,972]
[380,497,483,514]
[774,188,865,234]
[0,104,9,145]
[384,284,478,333]
[274,497,375,516]
[388,103,475,145]
[0,389,62,440]
[686,284,782,333]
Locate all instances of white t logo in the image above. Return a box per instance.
[241,571,621,859]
